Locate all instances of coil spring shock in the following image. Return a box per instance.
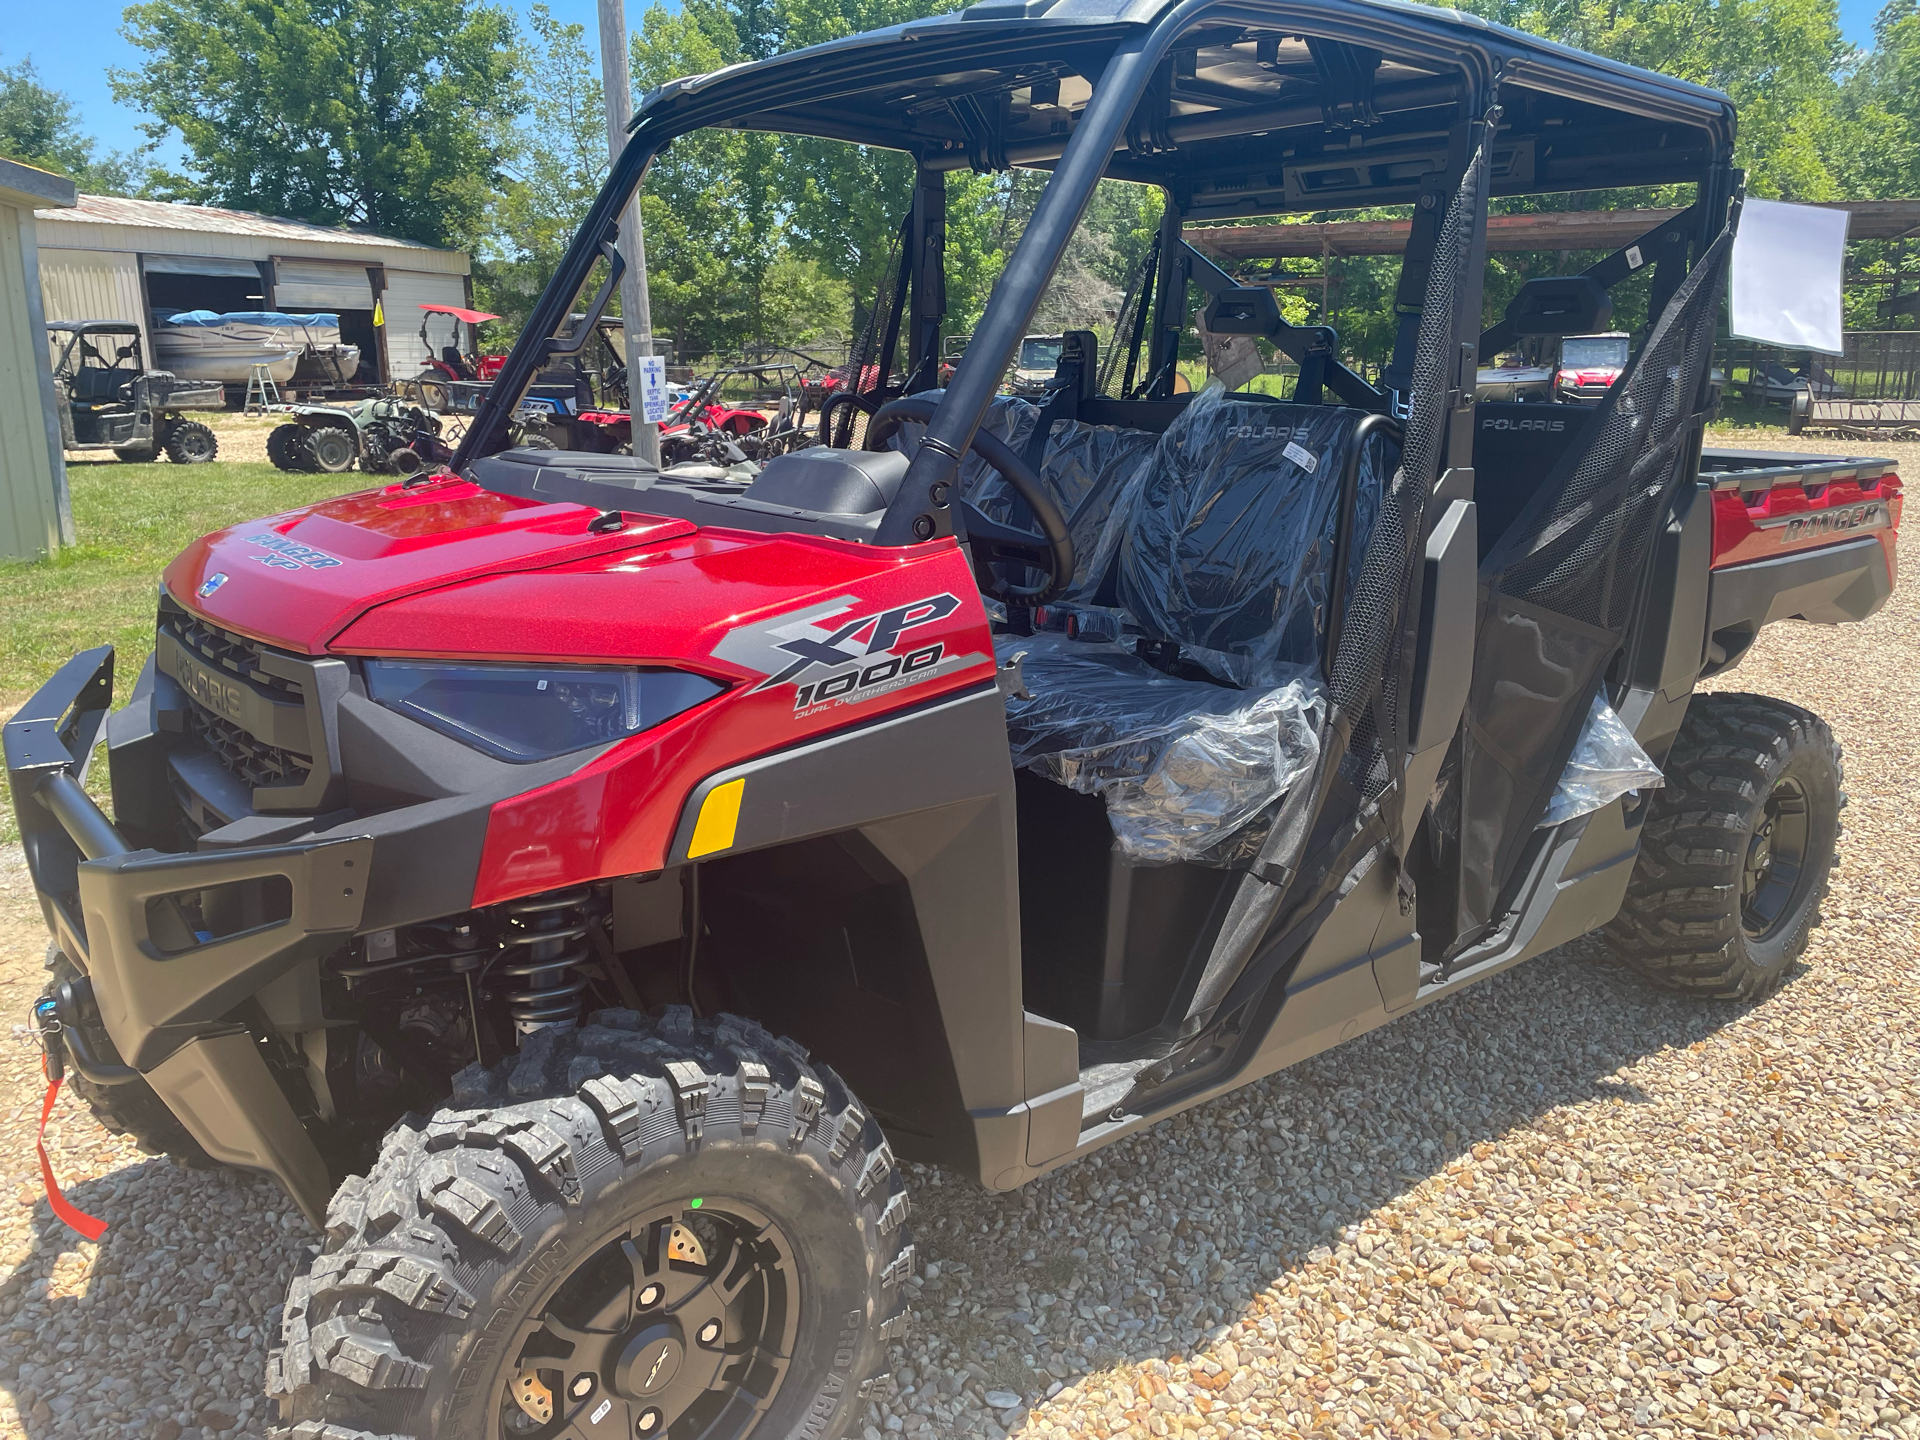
[499,887,596,1034]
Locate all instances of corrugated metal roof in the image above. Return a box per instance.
[33,193,450,253]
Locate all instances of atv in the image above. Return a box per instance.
[46,320,224,464]
[266,396,452,476]
[7,5,1902,1440]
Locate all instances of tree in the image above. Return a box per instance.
[1457,0,1853,200]
[113,0,523,247]
[478,5,609,328]
[0,56,145,194]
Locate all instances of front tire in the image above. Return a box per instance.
[268,1008,910,1440]
[1605,693,1842,1001]
[162,419,220,463]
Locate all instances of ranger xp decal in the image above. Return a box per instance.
[713,592,987,715]
[245,533,344,571]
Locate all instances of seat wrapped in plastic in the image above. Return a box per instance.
[1000,633,1325,864]
[1117,384,1396,684]
[1028,420,1158,600]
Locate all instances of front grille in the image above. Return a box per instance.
[159,596,321,801]
[160,603,305,703]
[187,707,313,789]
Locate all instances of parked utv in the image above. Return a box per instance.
[266,396,452,476]
[46,320,223,463]
[7,3,1901,1438]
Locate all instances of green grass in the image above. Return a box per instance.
[2,458,358,841]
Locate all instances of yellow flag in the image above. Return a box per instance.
[373,299,385,326]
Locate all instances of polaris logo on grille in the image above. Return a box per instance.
[172,652,247,722]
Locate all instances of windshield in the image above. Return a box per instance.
[1561,336,1629,370]
[1018,338,1064,372]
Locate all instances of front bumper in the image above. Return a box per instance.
[6,646,366,1221]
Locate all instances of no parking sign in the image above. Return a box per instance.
[635,355,669,424]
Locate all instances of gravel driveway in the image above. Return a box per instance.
[0,437,1914,1440]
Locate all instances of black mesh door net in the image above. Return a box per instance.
[1448,226,1734,947]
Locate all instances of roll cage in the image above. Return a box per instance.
[457,0,1736,533]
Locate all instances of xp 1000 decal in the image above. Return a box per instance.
[713,592,989,716]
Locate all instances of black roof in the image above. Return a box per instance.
[637,0,1733,217]
[46,320,141,334]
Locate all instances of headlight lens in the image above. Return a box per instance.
[364,660,724,762]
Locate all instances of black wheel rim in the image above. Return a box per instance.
[176,428,215,461]
[499,1201,799,1440]
[1742,774,1811,940]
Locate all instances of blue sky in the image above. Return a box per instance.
[4,0,639,168]
[6,0,1892,169]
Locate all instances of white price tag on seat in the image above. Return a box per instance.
[1283,440,1317,473]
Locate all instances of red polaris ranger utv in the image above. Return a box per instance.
[7,0,1900,1435]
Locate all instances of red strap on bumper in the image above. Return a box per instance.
[36,1061,108,1242]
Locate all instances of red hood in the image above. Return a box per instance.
[1558,367,1623,387]
[164,475,694,652]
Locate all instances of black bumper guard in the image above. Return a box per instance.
[5,646,368,1222]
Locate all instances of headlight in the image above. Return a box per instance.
[363,660,724,762]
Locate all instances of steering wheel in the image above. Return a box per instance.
[863,394,1074,605]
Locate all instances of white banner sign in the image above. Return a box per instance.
[1729,198,1849,356]
[635,354,670,425]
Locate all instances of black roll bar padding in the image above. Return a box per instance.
[1476,202,1702,362]
[864,394,1076,601]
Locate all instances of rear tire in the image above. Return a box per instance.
[1604,693,1841,1002]
[267,1007,910,1440]
[41,948,214,1168]
[162,419,220,464]
[383,445,425,477]
[305,422,358,473]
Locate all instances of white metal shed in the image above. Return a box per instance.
[32,195,474,387]
[0,156,76,562]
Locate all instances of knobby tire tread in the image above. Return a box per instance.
[1603,692,1841,1002]
[267,1006,911,1440]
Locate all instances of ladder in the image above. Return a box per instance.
[244,363,283,414]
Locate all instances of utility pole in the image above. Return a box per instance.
[597,0,660,464]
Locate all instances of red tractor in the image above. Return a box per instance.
[410,302,503,409]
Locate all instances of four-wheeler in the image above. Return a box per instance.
[7,4,1902,1439]
[46,320,223,464]
[265,396,453,476]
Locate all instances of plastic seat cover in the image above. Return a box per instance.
[1003,384,1398,863]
